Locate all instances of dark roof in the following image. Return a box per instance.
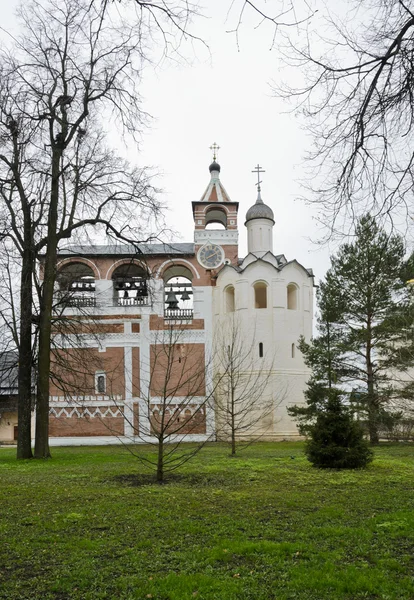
[58,243,195,257]
[0,350,18,396]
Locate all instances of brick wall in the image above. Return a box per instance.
[150,343,205,397]
[50,346,125,398]
[49,406,125,437]
[150,404,206,435]
[150,315,204,330]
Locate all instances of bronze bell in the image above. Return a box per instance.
[181,289,190,301]
[166,287,179,310]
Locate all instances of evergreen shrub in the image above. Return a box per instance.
[306,391,373,469]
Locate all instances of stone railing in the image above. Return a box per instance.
[164,308,194,321]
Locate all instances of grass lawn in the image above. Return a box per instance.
[0,442,414,600]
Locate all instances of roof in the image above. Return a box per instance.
[245,191,274,224]
[57,243,195,257]
[0,350,18,397]
[198,163,232,204]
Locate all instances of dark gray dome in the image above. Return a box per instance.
[209,161,221,173]
[245,195,274,223]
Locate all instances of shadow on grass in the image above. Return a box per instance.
[112,472,237,487]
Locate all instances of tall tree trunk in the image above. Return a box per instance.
[231,387,236,455]
[366,316,379,445]
[34,150,61,458]
[156,438,164,482]
[17,244,34,459]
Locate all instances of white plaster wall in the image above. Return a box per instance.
[246,218,274,255]
[214,256,313,439]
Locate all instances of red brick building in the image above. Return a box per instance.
[34,159,313,445]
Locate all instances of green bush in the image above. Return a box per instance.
[306,390,373,469]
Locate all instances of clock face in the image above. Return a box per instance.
[197,243,224,269]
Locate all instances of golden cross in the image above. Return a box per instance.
[252,164,265,192]
[209,142,220,161]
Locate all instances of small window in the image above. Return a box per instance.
[287,284,298,310]
[291,343,295,358]
[96,372,106,394]
[254,282,267,309]
[225,286,235,312]
[259,343,263,358]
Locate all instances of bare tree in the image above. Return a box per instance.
[225,1,315,50]
[213,315,282,455]
[0,0,168,458]
[114,324,216,483]
[274,0,414,233]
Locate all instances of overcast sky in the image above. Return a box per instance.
[2,0,336,283]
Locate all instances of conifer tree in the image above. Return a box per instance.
[287,272,349,435]
[290,214,414,444]
[305,389,373,469]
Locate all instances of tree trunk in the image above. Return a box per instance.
[34,150,61,459]
[230,387,236,455]
[17,245,34,459]
[156,438,164,482]
[368,404,379,445]
[366,315,379,445]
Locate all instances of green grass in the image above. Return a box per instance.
[1,442,414,600]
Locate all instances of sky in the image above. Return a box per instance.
[1,0,335,284]
[131,1,333,281]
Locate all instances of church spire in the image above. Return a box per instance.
[245,163,275,255]
[208,142,221,178]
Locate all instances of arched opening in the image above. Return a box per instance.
[254,282,267,309]
[225,286,235,312]
[56,262,95,307]
[95,372,106,394]
[163,264,194,320]
[112,262,148,306]
[287,284,298,310]
[205,221,226,230]
[291,343,295,358]
[259,342,264,358]
[205,207,227,230]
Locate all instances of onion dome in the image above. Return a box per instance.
[209,161,221,173]
[245,191,274,224]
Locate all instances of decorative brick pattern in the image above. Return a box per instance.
[150,403,206,435]
[49,405,125,437]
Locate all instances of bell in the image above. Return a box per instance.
[166,288,179,310]
[123,290,129,299]
[181,289,190,301]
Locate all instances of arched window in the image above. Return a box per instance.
[56,262,96,307]
[163,264,193,320]
[95,372,106,393]
[259,342,264,358]
[112,262,148,307]
[225,286,235,312]
[254,282,267,309]
[205,207,227,230]
[287,284,298,310]
[291,343,295,358]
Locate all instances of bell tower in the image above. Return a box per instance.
[192,145,239,267]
